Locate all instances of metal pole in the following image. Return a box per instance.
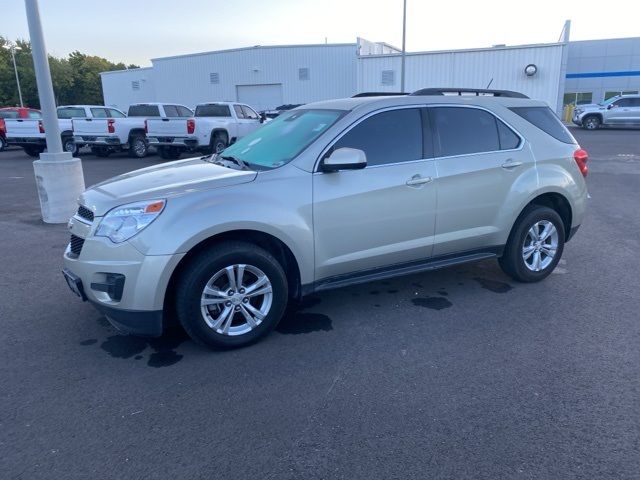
[400,0,407,93]
[24,0,62,153]
[10,47,24,107]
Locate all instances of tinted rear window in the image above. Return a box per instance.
[195,104,232,117]
[0,111,19,119]
[128,105,160,117]
[509,106,574,144]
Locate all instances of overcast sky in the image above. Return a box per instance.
[3,0,639,66]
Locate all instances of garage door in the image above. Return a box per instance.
[236,84,284,112]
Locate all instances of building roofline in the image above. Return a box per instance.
[151,42,357,62]
[100,66,153,76]
[568,35,640,44]
[358,41,565,59]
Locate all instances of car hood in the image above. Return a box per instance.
[80,157,257,216]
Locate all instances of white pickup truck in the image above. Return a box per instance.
[146,102,263,159]
[73,102,193,158]
[4,105,125,157]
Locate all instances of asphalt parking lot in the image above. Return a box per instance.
[1,128,639,479]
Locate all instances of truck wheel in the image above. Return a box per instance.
[62,136,79,157]
[583,115,600,130]
[175,241,288,349]
[158,146,181,160]
[91,146,111,158]
[23,146,44,158]
[499,205,565,283]
[128,135,148,158]
[211,132,228,154]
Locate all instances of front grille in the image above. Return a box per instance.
[77,205,94,222]
[69,234,85,257]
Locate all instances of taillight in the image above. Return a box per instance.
[574,148,588,177]
[187,118,195,135]
[144,120,148,134]
[38,120,45,133]
[107,118,115,134]
[0,118,5,134]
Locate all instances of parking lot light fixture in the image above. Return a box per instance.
[3,43,24,107]
[24,0,85,223]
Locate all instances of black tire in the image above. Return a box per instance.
[0,136,6,152]
[23,146,44,158]
[62,136,79,157]
[91,146,111,158]
[128,134,148,158]
[207,132,228,155]
[158,146,181,160]
[176,241,288,349]
[582,115,601,130]
[499,205,565,283]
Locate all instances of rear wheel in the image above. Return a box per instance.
[176,242,288,349]
[91,146,111,158]
[128,134,148,158]
[202,132,228,155]
[23,146,44,158]
[583,115,600,130]
[62,136,79,156]
[499,205,565,282]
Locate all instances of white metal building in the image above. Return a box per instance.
[100,37,568,114]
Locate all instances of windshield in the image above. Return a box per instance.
[220,109,345,169]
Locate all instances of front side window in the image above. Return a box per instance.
[333,108,423,167]
[220,109,344,169]
[107,108,126,118]
[57,107,87,119]
[611,98,633,108]
[177,106,193,117]
[241,106,259,120]
[128,105,160,117]
[163,105,180,117]
[431,107,500,157]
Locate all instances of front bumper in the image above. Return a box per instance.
[572,114,583,126]
[147,136,199,149]
[62,226,185,336]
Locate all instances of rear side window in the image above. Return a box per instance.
[509,106,574,144]
[333,108,423,167]
[497,120,521,150]
[195,104,231,117]
[57,107,86,119]
[128,105,160,117]
[431,107,499,157]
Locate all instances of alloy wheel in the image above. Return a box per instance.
[200,264,273,336]
[522,220,559,272]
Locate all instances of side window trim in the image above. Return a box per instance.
[314,104,433,172]
[428,104,524,159]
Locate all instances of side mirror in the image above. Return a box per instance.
[607,103,615,109]
[259,112,266,123]
[321,147,367,172]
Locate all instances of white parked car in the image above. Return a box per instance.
[73,103,192,158]
[146,102,263,159]
[4,105,125,157]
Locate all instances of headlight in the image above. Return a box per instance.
[95,199,165,243]
[575,108,584,115]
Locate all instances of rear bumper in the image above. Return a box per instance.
[7,137,46,147]
[147,136,199,149]
[74,135,122,146]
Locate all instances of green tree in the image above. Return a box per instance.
[0,35,138,108]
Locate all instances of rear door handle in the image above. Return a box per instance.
[501,159,523,170]
[406,174,433,187]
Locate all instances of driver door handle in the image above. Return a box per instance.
[501,159,523,170]
[406,174,433,187]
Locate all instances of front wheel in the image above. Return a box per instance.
[176,242,288,349]
[499,206,565,283]
[582,115,600,130]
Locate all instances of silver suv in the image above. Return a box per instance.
[63,89,588,349]
[572,94,640,129]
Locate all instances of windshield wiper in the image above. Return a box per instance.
[220,155,249,170]
[206,153,250,170]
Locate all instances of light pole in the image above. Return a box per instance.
[25,0,85,223]
[400,0,407,93]
[2,43,24,107]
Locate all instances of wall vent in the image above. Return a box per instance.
[210,72,220,84]
[131,80,140,91]
[298,67,310,81]
[381,70,395,86]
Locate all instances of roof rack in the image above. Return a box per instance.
[410,88,529,99]
[351,92,409,98]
